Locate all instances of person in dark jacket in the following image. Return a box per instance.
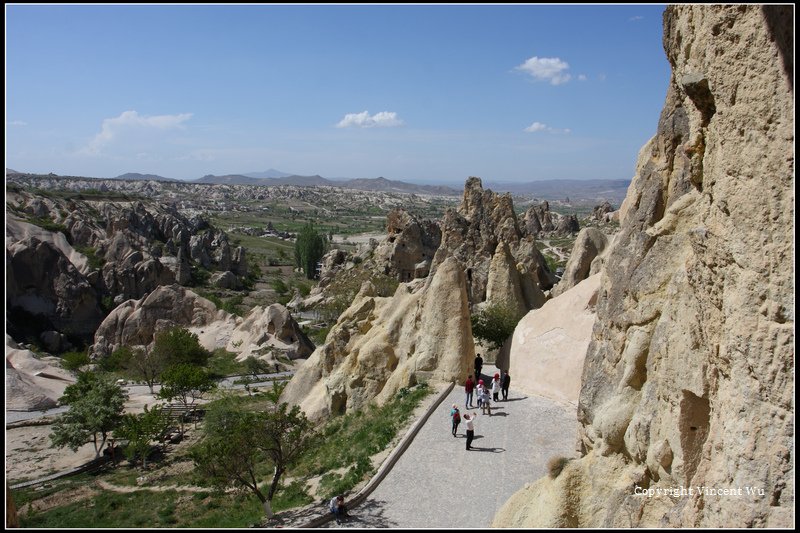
[474,354,483,383]
[502,371,511,401]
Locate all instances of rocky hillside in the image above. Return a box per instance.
[91,284,312,370]
[281,257,474,420]
[494,5,793,528]
[6,187,247,349]
[432,177,554,314]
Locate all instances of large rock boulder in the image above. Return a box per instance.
[6,236,103,341]
[226,304,315,360]
[372,208,441,282]
[520,201,555,235]
[91,284,229,358]
[493,5,793,528]
[5,336,76,411]
[501,274,601,405]
[281,256,474,420]
[551,228,610,297]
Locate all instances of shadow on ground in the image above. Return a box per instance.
[325,498,398,528]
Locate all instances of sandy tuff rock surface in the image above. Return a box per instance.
[506,274,601,406]
[281,256,474,420]
[494,5,793,528]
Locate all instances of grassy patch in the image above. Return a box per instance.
[27,216,70,238]
[291,383,431,496]
[207,348,247,378]
[74,245,106,270]
[14,382,431,528]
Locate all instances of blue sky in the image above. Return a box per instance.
[6,4,670,183]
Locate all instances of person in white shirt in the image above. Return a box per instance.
[463,412,478,450]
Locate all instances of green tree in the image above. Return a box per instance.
[191,399,267,513]
[123,328,212,394]
[157,364,216,435]
[244,356,271,379]
[294,223,327,280]
[191,388,316,518]
[114,405,170,469]
[126,346,163,395]
[256,401,317,518]
[470,303,525,350]
[50,372,128,458]
[151,327,212,368]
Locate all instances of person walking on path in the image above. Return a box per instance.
[491,373,501,402]
[502,371,511,401]
[464,375,475,408]
[476,379,485,409]
[450,404,461,437]
[474,354,484,383]
[463,411,478,450]
[481,385,492,416]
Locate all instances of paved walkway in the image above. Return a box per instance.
[325,365,579,528]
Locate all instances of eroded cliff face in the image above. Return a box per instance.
[494,5,793,528]
[281,256,474,420]
[431,177,551,310]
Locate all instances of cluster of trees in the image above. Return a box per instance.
[294,223,327,280]
[51,327,217,467]
[50,328,318,518]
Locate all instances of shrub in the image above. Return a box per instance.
[547,456,571,479]
[61,350,90,371]
[470,303,524,350]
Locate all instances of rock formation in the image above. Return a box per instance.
[5,336,76,411]
[593,201,615,221]
[281,256,474,420]
[91,284,229,358]
[432,177,552,308]
[501,274,600,405]
[521,201,580,237]
[91,286,313,369]
[226,304,315,361]
[521,202,552,235]
[554,213,580,235]
[493,5,793,528]
[550,228,610,297]
[372,208,441,282]
[5,188,248,348]
[6,236,104,342]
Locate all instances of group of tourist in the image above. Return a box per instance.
[450,354,511,450]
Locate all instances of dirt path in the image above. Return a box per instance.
[95,479,213,494]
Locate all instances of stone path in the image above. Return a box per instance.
[324,365,578,528]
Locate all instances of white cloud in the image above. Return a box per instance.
[82,110,192,155]
[524,122,549,133]
[578,74,588,82]
[8,120,28,126]
[515,56,572,85]
[629,16,644,21]
[524,121,571,134]
[336,110,404,128]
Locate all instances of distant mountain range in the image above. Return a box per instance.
[242,168,293,179]
[114,172,180,182]
[189,173,460,195]
[486,179,631,203]
[8,167,629,204]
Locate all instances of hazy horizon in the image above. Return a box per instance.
[7,4,669,183]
